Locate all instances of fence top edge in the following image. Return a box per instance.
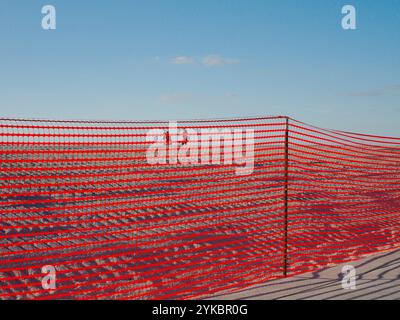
[288,117,400,141]
[1,115,399,140]
[0,115,288,125]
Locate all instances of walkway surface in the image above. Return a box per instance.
[207,249,400,300]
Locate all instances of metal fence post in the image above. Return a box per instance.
[283,117,289,277]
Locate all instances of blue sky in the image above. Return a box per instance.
[0,0,399,134]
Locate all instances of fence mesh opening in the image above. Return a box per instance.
[0,116,399,299]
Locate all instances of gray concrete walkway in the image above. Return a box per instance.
[207,249,400,300]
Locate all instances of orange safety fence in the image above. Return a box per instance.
[0,116,399,299]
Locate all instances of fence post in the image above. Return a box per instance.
[283,117,289,277]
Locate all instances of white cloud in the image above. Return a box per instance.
[168,54,241,67]
[170,56,194,65]
[202,55,240,67]
[346,84,400,97]
[225,92,239,99]
[159,94,190,104]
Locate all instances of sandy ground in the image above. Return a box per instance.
[0,143,286,299]
[207,248,400,300]
[1,142,399,299]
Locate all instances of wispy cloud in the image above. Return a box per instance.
[168,54,240,67]
[170,56,194,65]
[225,92,239,99]
[347,90,384,97]
[159,93,191,104]
[386,84,400,91]
[306,106,332,114]
[346,84,400,97]
[202,55,240,67]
